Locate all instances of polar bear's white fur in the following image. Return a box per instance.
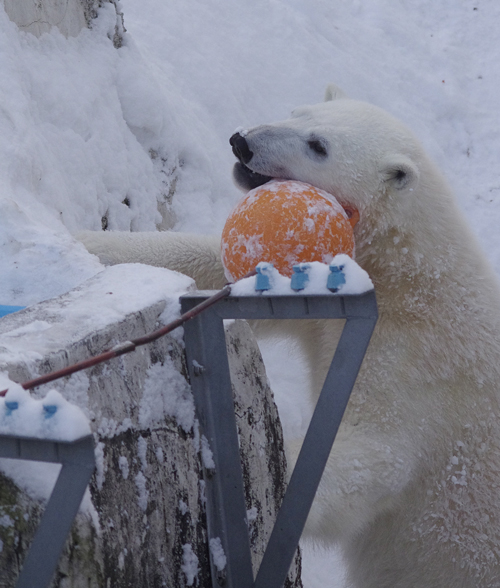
[78,87,500,587]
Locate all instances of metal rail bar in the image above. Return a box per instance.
[0,434,95,588]
[181,291,378,588]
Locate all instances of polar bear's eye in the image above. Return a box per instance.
[308,139,328,157]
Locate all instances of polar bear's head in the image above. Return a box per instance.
[230,86,452,263]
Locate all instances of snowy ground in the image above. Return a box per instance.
[1,0,500,585]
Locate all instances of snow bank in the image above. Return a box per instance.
[0,3,213,308]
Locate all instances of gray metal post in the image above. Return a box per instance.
[183,308,255,588]
[254,313,376,588]
[181,291,377,588]
[0,434,95,588]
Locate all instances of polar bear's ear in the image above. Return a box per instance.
[379,155,419,191]
[324,84,348,102]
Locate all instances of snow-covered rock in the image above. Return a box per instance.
[0,265,301,587]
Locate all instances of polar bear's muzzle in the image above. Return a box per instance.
[230,132,272,190]
[230,132,254,164]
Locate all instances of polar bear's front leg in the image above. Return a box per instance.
[286,427,415,545]
[76,230,226,290]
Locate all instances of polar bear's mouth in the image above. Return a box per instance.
[233,161,360,227]
[230,131,274,190]
[232,161,273,191]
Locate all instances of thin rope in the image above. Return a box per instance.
[0,271,256,396]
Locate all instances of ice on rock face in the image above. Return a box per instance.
[0,373,90,441]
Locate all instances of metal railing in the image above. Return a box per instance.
[0,433,95,588]
[181,290,378,588]
[1,283,376,588]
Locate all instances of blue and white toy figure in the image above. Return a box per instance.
[0,379,91,441]
[255,262,274,291]
[5,401,19,417]
[43,404,58,419]
[327,262,346,293]
[291,263,311,291]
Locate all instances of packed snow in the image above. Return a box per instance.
[0,374,91,441]
[209,537,227,572]
[1,0,500,586]
[0,264,194,366]
[181,543,200,587]
[230,257,373,296]
[139,358,195,433]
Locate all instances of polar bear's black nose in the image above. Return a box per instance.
[230,133,253,164]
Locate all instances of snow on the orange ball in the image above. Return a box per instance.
[221,180,356,281]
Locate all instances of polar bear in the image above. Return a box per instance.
[77,86,500,587]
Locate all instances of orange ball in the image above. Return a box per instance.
[221,180,356,281]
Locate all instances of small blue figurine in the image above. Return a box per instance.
[327,263,346,292]
[255,263,274,291]
[291,264,311,291]
[43,405,58,419]
[5,401,19,416]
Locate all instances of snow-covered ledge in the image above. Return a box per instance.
[0,265,301,587]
